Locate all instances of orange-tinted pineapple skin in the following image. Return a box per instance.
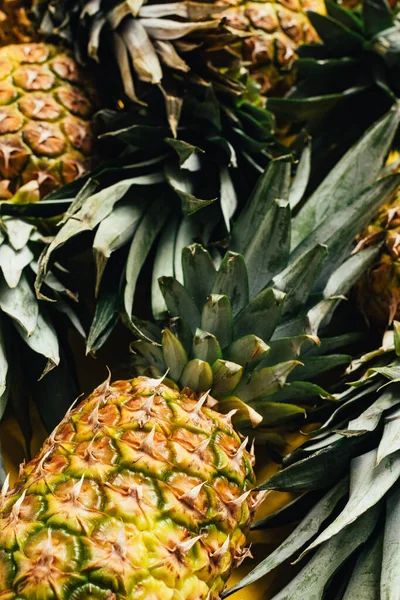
[0,42,96,200]
[0,376,259,600]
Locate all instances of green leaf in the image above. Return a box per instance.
[258,435,367,491]
[270,381,335,404]
[173,217,201,284]
[159,277,200,333]
[4,218,34,251]
[86,291,120,355]
[291,175,400,282]
[37,174,164,289]
[162,329,188,382]
[182,244,216,310]
[342,530,383,600]
[248,400,306,426]
[290,354,351,382]
[234,360,300,402]
[93,200,145,295]
[231,158,291,255]
[130,340,165,373]
[180,358,213,393]
[363,0,393,38]
[260,335,316,368]
[212,252,249,317]
[164,162,216,215]
[272,244,327,315]
[308,10,365,50]
[165,138,204,167]
[244,199,291,298]
[292,104,400,249]
[201,295,233,348]
[322,245,381,297]
[234,287,286,341]
[377,402,400,464]
[348,388,399,432]
[14,310,59,373]
[170,317,192,354]
[0,244,33,289]
[268,89,363,123]
[223,478,348,598]
[325,1,364,33]
[289,143,311,210]
[220,167,238,231]
[394,321,400,356]
[211,360,243,398]
[224,335,269,368]
[192,329,222,364]
[381,482,400,598]
[300,448,400,558]
[0,273,38,336]
[270,506,379,600]
[151,216,179,320]
[124,196,171,318]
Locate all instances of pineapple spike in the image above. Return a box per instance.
[174,534,204,555]
[9,490,26,523]
[138,394,155,428]
[233,437,249,463]
[234,545,253,568]
[222,410,238,426]
[142,424,157,455]
[93,369,112,405]
[193,437,211,456]
[70,475,85,500]
[211,535,231,564]
[178,482,206,505]
[227,490,251,507]
[190,390,211,414]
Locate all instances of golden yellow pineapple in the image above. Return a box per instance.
[216,0,325,95]
[0,375,259,600]
[355,187,400,325]
[0,42,97,200]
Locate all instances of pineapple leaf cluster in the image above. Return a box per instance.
[271,0,400,179]
[230,325,400,599]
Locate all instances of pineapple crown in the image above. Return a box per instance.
[118,105,400,439]
[33,0,267,126]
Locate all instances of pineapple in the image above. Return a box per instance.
[215,0,325,95]
[0,375,259,600]
[0,42,97,200]
[354,186,400,325]
[0,1,98,470]
[3,105,400,600]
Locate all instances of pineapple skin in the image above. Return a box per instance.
[0,376,258,600]
[355,191,400,325]
[0,42,96,200]
[216,0,326,95]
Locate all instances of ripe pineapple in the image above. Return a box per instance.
[215,0,325,95]
[0,42,97,200]
[0,375,259,600]
[354,187,400,325]
[0,1,98,470]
